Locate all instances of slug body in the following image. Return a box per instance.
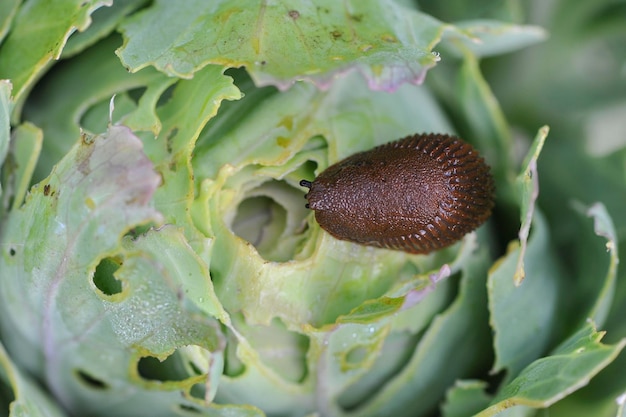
[300,133,494,254]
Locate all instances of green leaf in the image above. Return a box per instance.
[477,324,626,416]
[7,2,617,416]
[571,202,619,328]
[538,203,622,417]
[416,0,526,23]
[0,79,11,216]
[515,126,549,285]
[149,64,242,249]
[0,80,11,169]
[0,124,161,389]
[0,0,20,44]
[0,0,111,109]
[339,248,491,417]
[193,71,458,329]
[0,341,68,417]
[488,126,562,379]
[8,123,43,211]
[455,53,515,200]
[117,0,448,91]
[61,0,148,58]
[192,68,490,415]
[22,34,170,183]
[428,46,518,219]
[488,210,564,378]
[617,393,626,417]
[0,124,266,416]
[441,380,492,417]
[450,20,547,58]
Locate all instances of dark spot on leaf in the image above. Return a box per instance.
[43,184,51,196]
[276,136,290,148]
[125,223,155,239]
[381,34,398,43]
[75,135,95,174]
[76,370,108,389]
[350,13,363,22]
[331,30,342,40]
[288,9,300,19]
[9,248,16,256]
[165,127,178,154]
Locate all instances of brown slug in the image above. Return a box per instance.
[299,133,494,254]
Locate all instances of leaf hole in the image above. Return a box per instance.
[156,83,176,107]
[137,353,190,382]
[337,331,421,412]
[223,326,245,378]
[178,404,202,414]
[93,257,123,296]
[224,315,309,383]
[127,87,147,105]
[189,383,205,400]
[232,195,287,252]
[344,345,368,367]
[229,179,311,262]
[75,369,109,389]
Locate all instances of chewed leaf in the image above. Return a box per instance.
[515,126,549,285]
[334,248,491,417]
[0,124,161,375]
[117,0,449,91]
[61,0,147,58]
[476,323,626,416]
[441,380,492,417]
[23,35,170,183]
[488,211,564,379]
[0,0,111,105]
[580,202,619,326]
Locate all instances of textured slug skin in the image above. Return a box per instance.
[301,133,495,254]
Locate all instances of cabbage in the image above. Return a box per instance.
[1,1,625,416]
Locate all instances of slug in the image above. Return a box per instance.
[299,133,494,254]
